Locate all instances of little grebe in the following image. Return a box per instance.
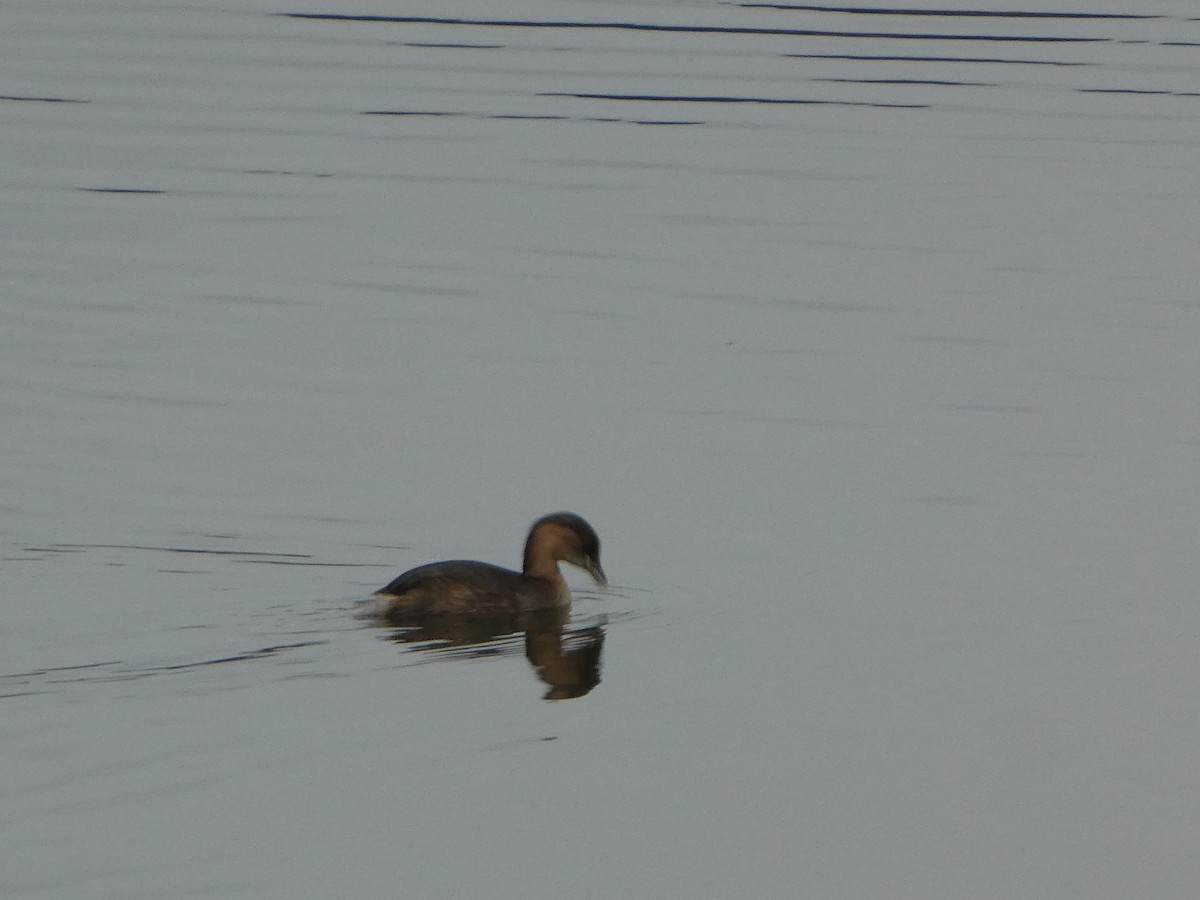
[365,512,606,618]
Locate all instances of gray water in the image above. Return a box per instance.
[4,1,1200,897]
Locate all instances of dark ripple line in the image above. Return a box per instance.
[542,91,929,109]
[47,542,312,558]
[1078,88,1200,96]
[1,660,122,680]
[279,14,1105,42]
[363,109,700,125]
[234,559,387,567]
[403,42,504,48]
[17,642,331,687]
[77,188,166,194]
[0,94,89,103]
[814,77,995,85]
[128,641,326,673]
[738,4,1161,19]
[363,110,614,121]
[786,52,1093,65]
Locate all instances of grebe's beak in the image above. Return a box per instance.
[586,558,607,587]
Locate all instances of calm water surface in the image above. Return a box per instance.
[3,1,1200,897]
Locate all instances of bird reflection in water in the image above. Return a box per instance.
[380,607,605,700]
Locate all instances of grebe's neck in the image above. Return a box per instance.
[529,564,570,603]
[523,536,570,601]
[523,520,573,578]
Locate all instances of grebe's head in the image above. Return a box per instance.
[524,512,606,586]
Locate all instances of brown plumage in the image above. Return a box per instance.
[362,512,606,620]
